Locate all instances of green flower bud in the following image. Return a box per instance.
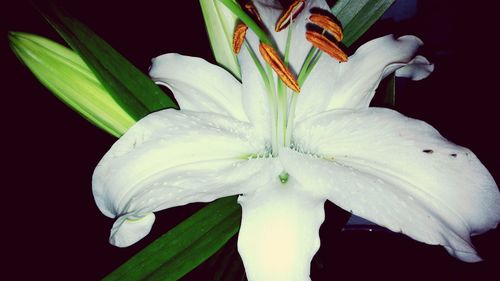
[9,32,135,137]
[200,0,241,79]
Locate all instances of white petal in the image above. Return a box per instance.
[327,35,426,109]
[395,55,434,80]
[109,213,155,247]
[285,108,500,261]
[93,109,275,247]
[149,53,247,121]
[200,0,241,78]
[294,49,342,121]
[295,35,428,121]
[238,31,273,143]
[238,178,325,281]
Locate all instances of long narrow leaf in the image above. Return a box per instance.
[384,73,396,106]
[39,3,177,121]
[210,238,244,281]
[104,196,241,281]
[332,0,395,47]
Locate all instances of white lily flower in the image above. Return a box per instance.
[93,0,500,280]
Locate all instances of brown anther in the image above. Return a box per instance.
[232,23,248,54]
[245,2,262,23]
[309,13,343,42]
[305,30,348,62]
[259,43,301,93]
[275,0,305,32]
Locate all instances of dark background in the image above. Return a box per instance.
[2,0,499,280]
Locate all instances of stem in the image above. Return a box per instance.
[283,47,320,147]
[297,47,319,85]
[265,63,279,155]
[285,94,297,147]
[277,87,287,146]
[281,18,294,147]
[217,0,272,45]
[304,49,323,80]
[243,40,269,89]
[243,40,278,154]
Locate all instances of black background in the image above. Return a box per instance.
[3,0,499,280]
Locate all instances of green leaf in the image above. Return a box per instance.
[200,0,241,79]
[9,32,135,137]
[104,196,241,281]
[39,3,177,121]
[331,0,396,47]
[210,237,245,281]
[383,73,396,106]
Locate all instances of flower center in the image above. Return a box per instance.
[230,1,348,156]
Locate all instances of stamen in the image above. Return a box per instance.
[244,2,262,23]
[275,0,305,32]
[309,14,343,42]
[232,23,248,54]
[259,43,301,93]
[305,30,348,62]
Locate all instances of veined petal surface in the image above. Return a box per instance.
[283,108,500,261]
[238,178,325,281]
[93,109,275,246]
[150,54,247,121]
[296,35,430,121]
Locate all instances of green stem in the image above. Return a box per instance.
[285,94,297,147]
[243,40,269,89]
[243,39,278,154]
[304,49,323,79]
[218,0,272,45]
[284,16,293,65]
[281,19,294,147]
[286,45,320,147]
[264,63,279,155]
[297,47,319,85]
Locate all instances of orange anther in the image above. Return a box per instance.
[232,23,248,54]
[309,13,343,42]
[305,30,348,62]
[275,0,305,32]
[259,43,301,93]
